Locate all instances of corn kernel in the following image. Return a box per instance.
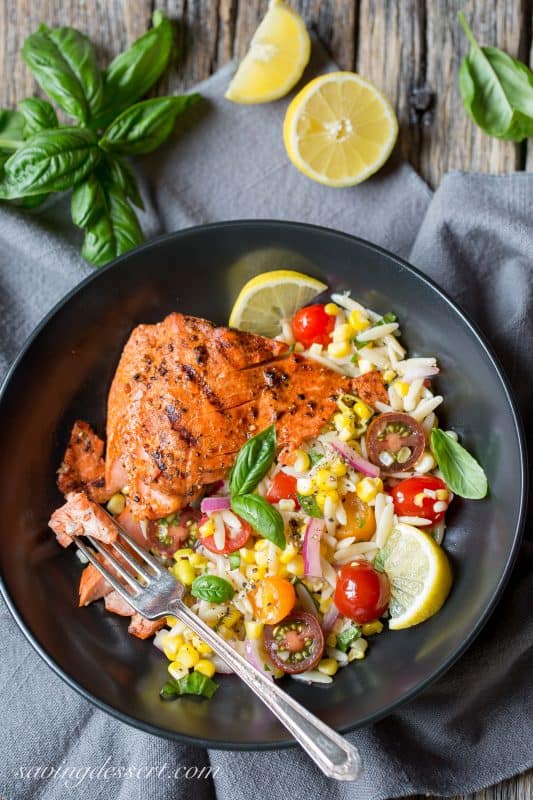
[319,596,333,614]
[254,549,269,567]
[326,632,337,648]
[338,428,352,442]
[172,560,195,586]
[353,399,373,421]
[325,488,340,504]
[326,459,344,478]
[316,492,327,511]
[246,564,266,581]
[199,517,215,537]
[361,621,383,636]
[245,620,264,639]
[166,615,178,627]
[324,303,340,316]
[436,489,449,501]
[254,538,270,551]
[278,498,296,512]
[394,380,409,397]
[348,309,370,332]
[358,359,374,374]
[190,634,212,654]
[217,624,233,640]
[332,323,353,342]
[280,544,297,564]
[328,340,351,358]
[296,477,314,496]
[318,658,339,676]
[286,555,305,577]
[189,553,207,567]
[383,369,396,383]
[316,468,335,491]
[240,547,255,564]
[356,477,384,503]
[223,608,242,629]
[173,548,194,559]
[162,633,185,661]
[106,492,125,516]
[176,642,200,669]
[168,661,188,681]
[293,449,310,473]
[194,659,215,679]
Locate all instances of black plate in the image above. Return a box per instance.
[0,221,526,748]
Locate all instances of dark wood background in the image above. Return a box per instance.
[1,1,531,797]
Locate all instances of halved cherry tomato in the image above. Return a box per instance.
[200,513,252,555]
[390,475,450,524]
[292,304,335,349]
[266,471,300,507]
[264,611,324,674]
[337,493,376,541]
[149,508,201,556]
[366,412,425,473]
[248,576,296,625]
[334,560,390,623]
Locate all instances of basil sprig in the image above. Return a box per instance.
[430,428,488,500]
[160,671,218,701]
[191,575,235,604]
[227,425,286,549]
[231,494,286,550]
[229,425,277,496]
[0,12,200,266]
[458,13,533,142]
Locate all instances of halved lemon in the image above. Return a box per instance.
[378,523,453,630]
[283,71,398,187]
[225,0,311,104]
[229,270,327,337]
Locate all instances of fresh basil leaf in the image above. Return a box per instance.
[230,494,286,550]
[0,128,100,198]
[307,449,323,468]
[91,11,174,130]
[430,428,488,499]
[18,98,58,136]
[71,173,105,227]
[14,193,49,209]
[160,672,219,701]
[336,624,361,653]
[0,109,25,151]
[297,493,322,519]
[458,13,533,141]
[229,425,277,496]
[191,575,235,604]
[99,94,200,156]
[105,155,144,210]
[228,552,241,570]
[79,181,143,267]
[22,25,103,124]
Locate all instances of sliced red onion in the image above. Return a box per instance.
[244,639,273,680]
[322,602,339,632]
[303,518,325,578]
[331,438,380,478]
[295,581,320,619]
[402,366,440,382]
[200,496,231,513]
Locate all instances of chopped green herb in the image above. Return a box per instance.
[228,552,241,570]
[307,449,324,467]
[377,312,397,325]
[297,493,322,519]
[336,625,361,653]
[160,671,219,701]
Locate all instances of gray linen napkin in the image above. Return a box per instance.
[1,51,532,800]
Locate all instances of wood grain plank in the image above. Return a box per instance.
[423,0,525,187]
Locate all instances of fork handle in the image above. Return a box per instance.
[167,598,361,781]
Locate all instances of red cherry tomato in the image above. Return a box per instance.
[148,508,201,556]
[390,475,450,524]
[292,304,335,349]
[334,560,390,623]
[263,611,324,674]
[266,471,300,507]
[201,514,252,555]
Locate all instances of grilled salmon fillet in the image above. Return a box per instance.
[57,421,111,503]
[105,312,388,519]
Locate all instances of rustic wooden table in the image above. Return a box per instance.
[0,1,531,797]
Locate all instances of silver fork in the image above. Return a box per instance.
[76,521,362,781]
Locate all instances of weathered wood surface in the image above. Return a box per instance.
[0,1,531,797]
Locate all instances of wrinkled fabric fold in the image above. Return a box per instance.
[1,48,532,800]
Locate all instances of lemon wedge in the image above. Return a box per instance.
[225,0,311,104]
[283,71,398,187]
[229,270,327,337]
[377,523,452,630]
